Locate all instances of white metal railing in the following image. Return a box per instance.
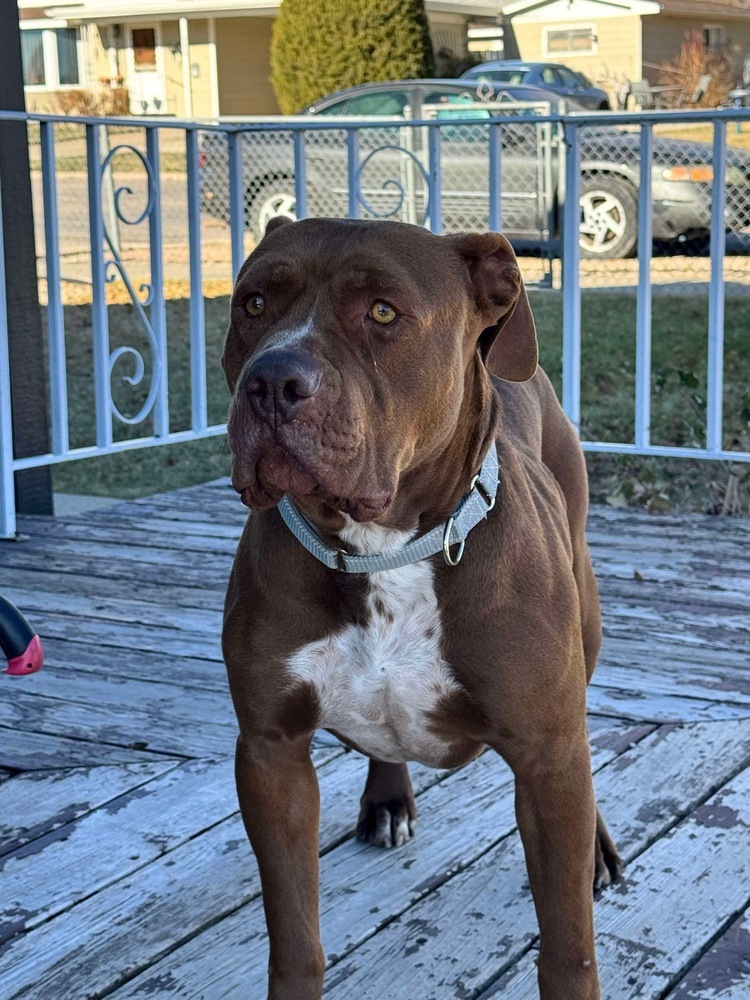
[1,106,750,537]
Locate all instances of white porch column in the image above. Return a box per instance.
[179,16,193,117]
[208,17,220,118]
[107,25,118,84]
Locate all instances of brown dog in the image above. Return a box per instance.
[222,217,622,1000]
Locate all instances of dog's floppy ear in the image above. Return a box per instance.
[450,232,538,382]
[264,215,293,237]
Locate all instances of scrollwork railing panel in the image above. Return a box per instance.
[98,136,165,432]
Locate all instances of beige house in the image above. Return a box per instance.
[502,0,750,92]
[18,0,502,117]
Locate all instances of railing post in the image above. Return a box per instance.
[635,122,653,450]
[41,121,69,456]
[707,119,727,454]
[488,121,503,232]
[561,120,581,430]
[186,128,207,434]
[347,129,360,220]
[86,122,113,449]
[228,130,245,278]
[293,130,308,220]
[146,127,169,439]
[0,169,16,538]
[427,125,442,234]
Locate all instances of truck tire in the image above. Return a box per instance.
[579,176,638,259]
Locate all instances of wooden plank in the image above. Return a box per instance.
[94,489,242,518]
[599,634,750,683]
[320,719,750,1000]
[587,684,750,724]
[604,608,750,648]
[599,576,750,615]
[0,688,236,759]
[669,909,750,998]
[0,548,229,589]
[3,585,223,636]
[0,761,178,857]
[1,611,224,661]
[594,663,750,708]
[592,548,750,585]
[588,527,750,564]
[61,511,245,540]
[0,567,225,612]
[589,534,750,566]
[485,763,750,1000]
[11,519,240,557]
[0,727,174,771]
[0,533,235,573]
[587,506,750,540]
[30,638,229,692]
[80,503,248,527]
[8,666,233,728]
[0,747,449,1000]
[105,727,643,1000]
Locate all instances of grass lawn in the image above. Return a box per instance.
[52,291,750,515]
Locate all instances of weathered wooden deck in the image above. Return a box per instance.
[1,478,749,999]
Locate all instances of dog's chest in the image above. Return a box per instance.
[285,523,460,765]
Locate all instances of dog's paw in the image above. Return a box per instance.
[356,798,416,849]
[594,814,624,891]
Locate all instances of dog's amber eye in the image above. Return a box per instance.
[245,294,265,317]
[368,301,397,325]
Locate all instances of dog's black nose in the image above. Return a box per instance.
[245,350,323,423]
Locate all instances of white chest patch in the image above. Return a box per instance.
[285,519,461,765]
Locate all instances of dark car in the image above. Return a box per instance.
[461,60,611,110]
[200,79,750,259]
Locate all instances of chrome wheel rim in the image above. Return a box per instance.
[257,191,297,230]
[579,189,627,254]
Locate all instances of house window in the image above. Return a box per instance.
[544,24,598,57]
[21,26,81,89]
[703,25,725,48]
[56,29,80,86]
[133,28,157,70]
[21,30,46,86]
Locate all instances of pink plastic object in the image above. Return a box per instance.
[3,633,44,676]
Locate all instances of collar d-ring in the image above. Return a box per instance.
[442,515,465,566]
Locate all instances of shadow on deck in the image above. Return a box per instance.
[1,479,749,999]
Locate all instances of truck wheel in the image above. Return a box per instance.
[579,176,638,259]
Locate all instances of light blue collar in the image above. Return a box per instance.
[277,443,498,573]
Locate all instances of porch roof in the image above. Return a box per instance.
[658,0,750,20]
[33,0,503,24]
[501,0,659,17]
[502,0,750,19]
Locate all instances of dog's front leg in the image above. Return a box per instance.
[235,736,325,1000]
[513,737,600,1000]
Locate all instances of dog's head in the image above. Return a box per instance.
[223,218,536,522]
